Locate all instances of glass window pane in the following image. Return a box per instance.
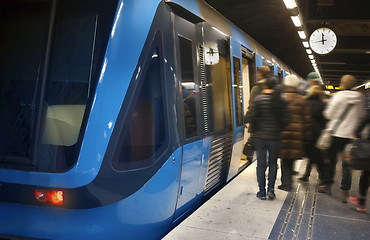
[0,0,118,172]
[179,36,198,139]
[112,42,167,171]
[233,57,243,127]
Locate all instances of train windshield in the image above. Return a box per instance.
[0,0,118,172]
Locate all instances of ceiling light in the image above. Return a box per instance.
[302,41,309,48]
[308,55,314,59]
[365,50,370,54]
[298,31,306,39]
[283,0,297,9]
[306,49,312,54]
[291,16,302,27]
[311,59,316,64]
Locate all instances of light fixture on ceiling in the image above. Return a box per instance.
[308,54,314,59]
[298,31,306,39]
[283,0,297,9]
[306,49,312,54]
[302,41,309,48]
[291,16,302,27]
[310,59,316,64]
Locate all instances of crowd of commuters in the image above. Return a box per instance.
[245,68,369,213]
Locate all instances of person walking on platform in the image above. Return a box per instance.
[348,108,370,213]
[244,66,272,161]
[278,75,312,192]
[248,77,290,200]
[319,75,365,202]
[298,86,327,183]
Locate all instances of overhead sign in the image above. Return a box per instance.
[365,82,370,89]
[325,85,342,90]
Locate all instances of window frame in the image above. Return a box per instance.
[110,29,170,172]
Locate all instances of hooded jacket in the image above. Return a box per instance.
[324,90,365,139]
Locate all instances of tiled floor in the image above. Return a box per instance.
[163,159,370,240]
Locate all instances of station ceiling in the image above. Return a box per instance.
[203,0,370,86]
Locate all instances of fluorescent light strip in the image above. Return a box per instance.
[283,0,297,9]
[291,16,302,27]
[302,41,309,48]
[298,31,306,39]
[306,49,312,54]
[308,54,314,59]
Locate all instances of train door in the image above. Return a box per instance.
[240,47,255,168]
[173,15,205,221]
[227,39,244,180]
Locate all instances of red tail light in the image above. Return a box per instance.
[35,189,64,205]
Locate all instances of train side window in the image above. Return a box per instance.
[112,31,168,171]
[179,36,199,139]
[233,57,243,127]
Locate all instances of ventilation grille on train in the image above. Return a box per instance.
[204,132,233,196]
[198,44,209,133]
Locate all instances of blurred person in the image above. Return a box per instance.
[298,72,321,95]
[248,77,290,200]
[278,75,312,191]
[298,86,327,183]
[244,66,272,160]
[347,108,370,213]
[319,75,365,202]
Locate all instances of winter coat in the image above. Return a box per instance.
[307,94,326,143]
[324,90,365,139]
[280,87,312,159]
[356,109,370,140]
[244,79,265,124]
[249,89,290,141]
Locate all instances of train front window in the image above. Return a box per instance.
[0,0,118,172]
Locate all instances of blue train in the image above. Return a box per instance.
[0,0,295,239]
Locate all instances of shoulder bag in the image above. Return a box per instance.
[316,103,353,150]
[343,139,370,171]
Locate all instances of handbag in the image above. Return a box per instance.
[343,139,370,171]
[316,103,353,150]
[243,136,254,157]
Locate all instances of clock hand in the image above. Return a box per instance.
[312,39,327,44]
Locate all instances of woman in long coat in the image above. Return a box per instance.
[278,75,312,191]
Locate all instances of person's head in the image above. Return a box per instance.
[306,85,324,100]
[283,75,299,88]
[306,72,321,86]
[264,77,278,89]
[257,66,272,80]
[340,75,357,89]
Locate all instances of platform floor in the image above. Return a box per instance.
[163,159,370,240]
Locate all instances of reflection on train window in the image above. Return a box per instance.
[179,36,199,139]
[0,0,118,172]
[233,57,243,127]
[112,35,168,171]
[205,39,233,133]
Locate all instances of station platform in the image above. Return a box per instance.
[163,159,370,240]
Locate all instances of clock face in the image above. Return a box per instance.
[309,28,337,54]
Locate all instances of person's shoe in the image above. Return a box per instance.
[298,176,309,182]
[267,191,276,200]
[317,185,331,195]
[256,191,267,200]
[348,197,366,213]
[341,190,349,203]
[278,185,291,192]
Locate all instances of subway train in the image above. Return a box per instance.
[0,0,297,239]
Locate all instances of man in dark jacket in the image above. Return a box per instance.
[249,77,290,200]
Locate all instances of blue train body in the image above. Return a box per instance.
[0,0,293,239]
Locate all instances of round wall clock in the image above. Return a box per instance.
[309,27,337,54]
